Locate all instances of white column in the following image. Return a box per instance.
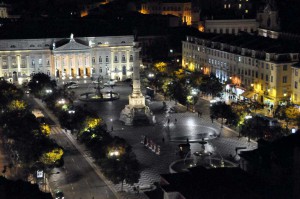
[110,51,114,79]
[132,43,142,97]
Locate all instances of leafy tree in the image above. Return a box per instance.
[188,71,203,88]
[40,124,51,136]
[210,102,237,127]
[154,62,167,73]
[0,80,23,111]
[167,80,189,105]
[241,116,283,141]
[173,69,186,80]
[7,100,27,111]
[100,150,140,191]
[28,73,56,97]
[276,105,299,129]
[39,148,64,166]
[199,74,223,97]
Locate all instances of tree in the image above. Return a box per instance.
[199,74,223,96]
[167,80,189,105]
[39,148,64,166]
[154,62,167,73]
[188,71,203,88]
[40,124,51,136]
[241,116,283,141]
[28,73,56,97]
[0,80,23,111]
[277,106,299,129]
[210,102,237,127]
[100,151,140,191]
[7,100,27,111]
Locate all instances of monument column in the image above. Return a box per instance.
[132,43,142,97]
[120,41,155,125]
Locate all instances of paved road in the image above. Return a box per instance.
[25,94,117,199]
[49,127,116,199]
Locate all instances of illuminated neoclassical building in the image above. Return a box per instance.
[0,34,138,83]
[182,33,300,106]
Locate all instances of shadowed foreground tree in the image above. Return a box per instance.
[100,137,140,191]
[210,102,238,127]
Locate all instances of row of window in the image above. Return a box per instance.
[10,44,50,48]
[207,27,254,34]
[142,5,190,12]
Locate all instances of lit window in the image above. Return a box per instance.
[239,4,242,9]
[245,10,248,13]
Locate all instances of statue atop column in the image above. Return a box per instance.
[119,41,155,126]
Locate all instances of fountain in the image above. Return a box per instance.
[79,77,119,102]
[169,139,236,173]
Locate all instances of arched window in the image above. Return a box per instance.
[99,56,102,63]
[106,56,109,63]
[114,55,118,62]
[129,55,133,62]
[122,55,126,62]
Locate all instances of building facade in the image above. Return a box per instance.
[140,1,194,25]
[203,19,258,35]
[0,34,138,83]
[182,34,300,106]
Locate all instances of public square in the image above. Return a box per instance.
[61,80,258,198]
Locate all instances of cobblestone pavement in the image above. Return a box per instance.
[109,94,257,196]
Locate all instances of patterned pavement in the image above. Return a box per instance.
[34,92,257,199]
[109,95,257,197]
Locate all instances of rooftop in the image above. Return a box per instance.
[161,167,266,199]
[188,32,300,54]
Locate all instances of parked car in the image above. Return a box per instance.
[104,79,117,86]
[67,83,79,89]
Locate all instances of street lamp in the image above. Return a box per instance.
[68,110,75,114]
[46,89,52,94]
[57,99,66,104]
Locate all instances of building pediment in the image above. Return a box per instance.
[54,38,90,51]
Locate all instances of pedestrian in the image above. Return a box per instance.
[186,138,189,144]
[162,137,165,143]
[167,118,170,125]
[197,111,200,117]
[111,126,114,131]
[175,118,177,124]
[199,111,202,118]
[210,115,214,123]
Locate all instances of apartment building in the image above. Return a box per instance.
[182,33,300,106]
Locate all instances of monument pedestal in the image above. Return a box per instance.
[120,95,155,126]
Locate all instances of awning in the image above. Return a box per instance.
[240,91,256,99]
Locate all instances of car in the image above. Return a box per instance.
[67,84,79,89]
[104,80,116,87]
[55,190,64,199]
[66,81,78,85]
